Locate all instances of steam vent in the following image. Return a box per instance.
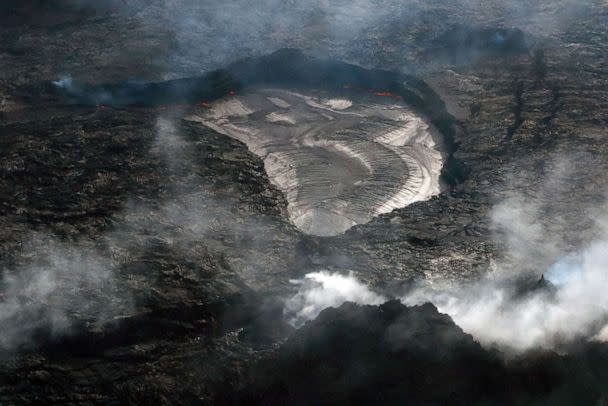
[187,89,442,236]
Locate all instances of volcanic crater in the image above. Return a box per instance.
[187,88,443,236]
[54,49,455,236]
[3,1,608,404]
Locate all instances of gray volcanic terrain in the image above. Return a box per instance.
[1,0,608,404]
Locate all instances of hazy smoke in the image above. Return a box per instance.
[67,0,595,80]
[0,116,200,352]
[284,271,386,327]
[287,240,608,351]
[52,76,75,91]
[407,154,608,351]
[152,0,592,72]
[402,236,608,350]
[286,154,608,352]
[17,0,604,355]
[491,195,562,273]
[132,0,416,74]
[0,235,131,351]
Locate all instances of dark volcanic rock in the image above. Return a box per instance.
[241,300,507,405]
[238,301,608,406]
[428,26,529,63]
[1,0,608,404]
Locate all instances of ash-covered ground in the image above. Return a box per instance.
[1,0,608,404]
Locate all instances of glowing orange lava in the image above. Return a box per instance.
[373,91,404,100]
[94,88,403,113]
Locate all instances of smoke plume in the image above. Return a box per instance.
[287,239,608,352]
[47,0,596,81]
[284,271,386,327]
[286,155,608,352]
[401,235,608,351]
[0,116,210,352]
[0,235,132,352]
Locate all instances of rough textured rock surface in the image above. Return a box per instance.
[238,301,608,405]
[1,0,608,404]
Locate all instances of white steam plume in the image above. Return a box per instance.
[401,236,608,351]
[285,155,608,352]
[286,243,608,352]
[284,271,386,327]
[0,235,132,351]
[0,116,198,352]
